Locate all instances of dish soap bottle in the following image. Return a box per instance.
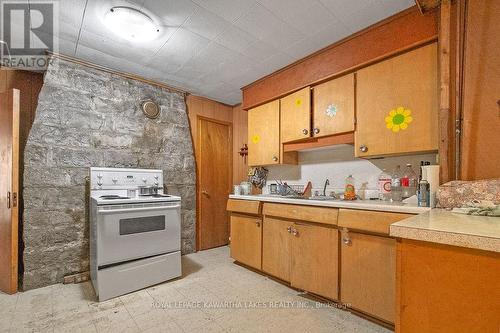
[344,175,356,200]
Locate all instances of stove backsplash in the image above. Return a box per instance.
[265,145,438,198]
[22,58,196,290]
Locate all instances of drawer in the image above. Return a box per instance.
[263,203,338,225]
[96,251,181,301]
[338,209,414,235]
[227,199,261,215]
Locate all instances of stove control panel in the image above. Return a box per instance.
[90,168,163,189]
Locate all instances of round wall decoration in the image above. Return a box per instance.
[142,100,160,119]
[326,104,338,117]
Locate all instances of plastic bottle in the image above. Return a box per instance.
[378,169,392,201]
[391,165,403,202]
[344,175,356,200]
[401,164,417,199]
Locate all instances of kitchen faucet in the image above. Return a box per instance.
[323,179,330,196]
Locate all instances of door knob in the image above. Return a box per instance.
[359,145,368,153]
[313,128,320,135]
[272,156,278,162]
[302,129,308,135]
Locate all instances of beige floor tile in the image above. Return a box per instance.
[1,246,391,333]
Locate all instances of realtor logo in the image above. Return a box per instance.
[1,0,58,70]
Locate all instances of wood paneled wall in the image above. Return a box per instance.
[241,6,438,109]
[232,104,248,185]
[0,70,43,153]
[186,95,247,186]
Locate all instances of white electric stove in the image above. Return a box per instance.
[89,167,182,301]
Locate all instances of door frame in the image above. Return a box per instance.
[195,115,233,251]
[0,89,20,294]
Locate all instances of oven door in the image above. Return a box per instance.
[96,201,181,266]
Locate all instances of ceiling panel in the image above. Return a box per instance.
[191,0,256,23]
[36,0,415,105]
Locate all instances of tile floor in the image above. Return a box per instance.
[0,246,391,333]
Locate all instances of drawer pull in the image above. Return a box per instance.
[292,228,299,237]
[255,221,260,227]
[287,226,292,233]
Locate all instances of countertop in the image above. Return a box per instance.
[229,194,431,214]
[390,209,500,253]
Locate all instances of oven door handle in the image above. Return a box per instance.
[98,205,180,214]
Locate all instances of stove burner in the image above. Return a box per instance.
[100,195,130,200]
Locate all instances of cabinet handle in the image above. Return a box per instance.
[272,156,278,162]
[302,129,308,135]
[359,145,368,153]
[292,228,299,237]
[287,226,292,233]
[255,221,260,227]
[313,128,320,135]
[341,227,352,245]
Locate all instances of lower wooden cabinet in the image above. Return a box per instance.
[229,214,262,270]
[262,217,292,282]
[340,230,396,323]
[291,223,338,300]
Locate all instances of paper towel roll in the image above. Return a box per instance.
[422,165,440,207]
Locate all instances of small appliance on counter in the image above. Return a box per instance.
[89,167,182,301]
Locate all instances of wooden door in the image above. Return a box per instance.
[262,217,292,282]
[341,231,396,323]
[460,0,500,180]
[280,87,311,143]
[198,117,232,250]
[0,89,20,294]
[355,43,438,157]
[312,73,355,137]
[247,100,280,166]
[229,214,262,270]
[290,222,338,300]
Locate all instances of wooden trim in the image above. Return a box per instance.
[283,132,354,152]
[241,7,438,109]
[415,0,441,14]
[47,52,187,95]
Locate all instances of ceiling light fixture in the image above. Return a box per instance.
[104,6,160,42]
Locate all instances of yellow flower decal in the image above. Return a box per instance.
[251,135,260,144]
[385,107,413,132]
[295,99,302,107]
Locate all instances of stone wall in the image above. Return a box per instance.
[22,59,196,290]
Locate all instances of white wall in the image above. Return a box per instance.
[264,145,438,198]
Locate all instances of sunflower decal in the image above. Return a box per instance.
[385,107,413,132]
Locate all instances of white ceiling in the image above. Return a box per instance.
[29,0,414,105]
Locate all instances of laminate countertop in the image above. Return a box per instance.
[390,209,500,253]
[229,194,431,214]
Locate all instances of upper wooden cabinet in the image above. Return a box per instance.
[355,43,438,157]
[280,87,311,143]
[247,100,280,166]
[312,73,355,138]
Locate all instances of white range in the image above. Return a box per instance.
[89,167,182,301]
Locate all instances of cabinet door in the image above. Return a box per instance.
[262,217,292,282]
[340,231,396,323]
[355,43,438,157]
[248,100,280,166]
[280,87,311,143]
[312,73,355,137]
[230,214,262,270]
[290,223,338,300]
